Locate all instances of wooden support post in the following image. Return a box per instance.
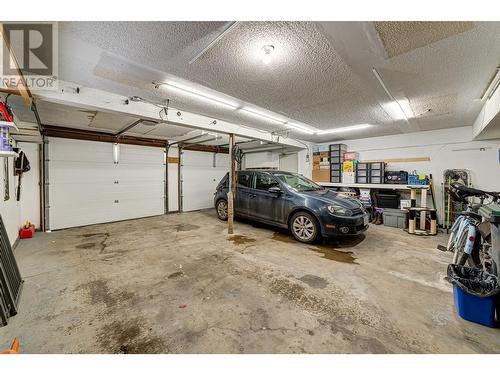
[227,134,235,234]
[420,187,428,231]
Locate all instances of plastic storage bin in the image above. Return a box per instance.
[453,285,497,327]
[408,175,429,185]
[382,208,407,229]
[447,264,500,327]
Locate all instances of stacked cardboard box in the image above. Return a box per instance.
[312,145,330,182]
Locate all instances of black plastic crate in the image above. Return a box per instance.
[357,162,369,170]
[369,175,384,184]
[356,175,368,183]
[329,144,347,152]
[331,170,341,178]
[330,176,342,183]
[330,163,342,179]
[374,192,400,209]
[385,170,408,184]
[370,162,384,171]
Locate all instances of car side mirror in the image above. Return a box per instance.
[268,186,282,194]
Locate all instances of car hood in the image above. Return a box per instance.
[300,189,361,209]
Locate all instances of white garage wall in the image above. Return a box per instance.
[316,126,500,220]
[243,152,280,169]
[18,143,40,229]
[297,147,312,179]
[279,153,299,173]
[242,147,313,179]
[0,142,40,246]
[0,156,20,246]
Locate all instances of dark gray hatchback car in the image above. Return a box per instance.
[214,170,369,243]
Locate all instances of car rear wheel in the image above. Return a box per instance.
[216,199,228,221]
[290,212,319,243]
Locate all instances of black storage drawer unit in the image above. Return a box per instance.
[330,162,342,182]
[355,162,385,184]
[329,144,347,164]
[330,176,342,183]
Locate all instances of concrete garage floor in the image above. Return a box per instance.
[1,209,500,354]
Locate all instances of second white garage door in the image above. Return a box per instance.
[181,150,229,212]
[48,138,165,230]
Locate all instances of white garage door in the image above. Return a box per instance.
[48,138,165,230]
[181,150,229,212]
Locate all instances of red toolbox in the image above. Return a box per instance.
[19,224,35,239]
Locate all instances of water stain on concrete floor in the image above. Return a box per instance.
[310,246,358,264]
[227,235,256,246]
[271,232,357,264]
[271,232,296,244]
[298,274,328,289]
[173,223,200,232]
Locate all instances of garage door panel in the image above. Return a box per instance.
[182,150,229,212]
[114,197,164,220]
[49,162,117,184]
[48,138,166,230]
[49,138,113,163]
[114,166,164,182]
[50,200,116,230]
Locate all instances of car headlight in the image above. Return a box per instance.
[327,205,352,216]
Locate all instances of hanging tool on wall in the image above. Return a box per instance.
[14,151,30,201]
[429,173,439,226]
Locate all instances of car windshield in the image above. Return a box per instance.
[274,173,322,192]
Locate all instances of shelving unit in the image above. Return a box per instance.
[0,120,19,157]
[319,182,429,190]
[0,151,18,158]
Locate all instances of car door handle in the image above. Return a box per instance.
[248,194,256,198]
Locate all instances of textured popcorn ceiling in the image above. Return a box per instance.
[375,22,475,58]
[25,21,500,141]
[410,93,458,118]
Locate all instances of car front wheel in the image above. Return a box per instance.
[290,211,319,243]
[216,199,228,221]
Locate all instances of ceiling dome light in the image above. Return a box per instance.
[261,45,275,64]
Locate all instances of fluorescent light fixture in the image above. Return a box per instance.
[113,143,120,164]
[285,122,316,134]
[385,101,411,121]
[239,107,286,124]
[372,68,414,122]
[316,124,372,135]
[481,67,500,101]
[153,81,239,109]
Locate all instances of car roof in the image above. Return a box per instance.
[242,169,296,175]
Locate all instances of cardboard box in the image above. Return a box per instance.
[312,169,330,183]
